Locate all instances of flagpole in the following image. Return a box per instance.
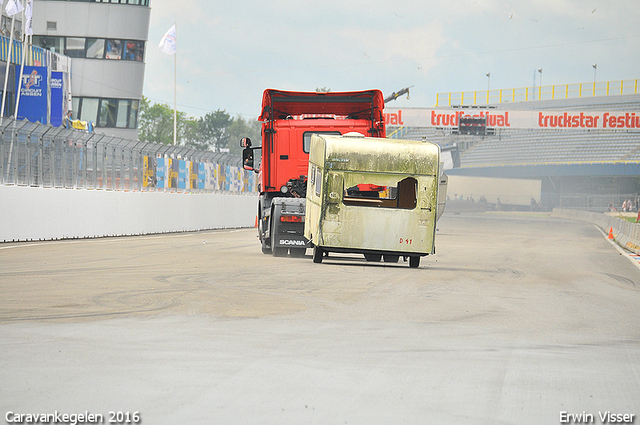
[14,0,28,121]
[173,21,177,146]
[158,23,176,144]
[1,14,16,118]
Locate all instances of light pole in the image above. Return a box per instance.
[486,72,490,103]
[538,68,543,87]
[538,68,543,100]
[592,64,597,96]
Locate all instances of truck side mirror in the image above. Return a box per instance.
[240,137,252,148]
[242,147,254,171]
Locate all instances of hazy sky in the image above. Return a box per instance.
[143,0,640,119]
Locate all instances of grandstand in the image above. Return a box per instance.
[451,128,640,172]
[386,88,640,211]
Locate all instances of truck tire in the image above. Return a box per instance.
[383,255,399,263]
[313,246,324,263]
[270,215,287,257]
[258,211,271,254]
[409,256,420,268]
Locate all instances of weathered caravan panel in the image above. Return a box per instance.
[305,134,446,268]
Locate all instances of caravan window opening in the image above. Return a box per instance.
[343,177,417,209]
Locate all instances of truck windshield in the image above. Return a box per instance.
[303,131,341,153]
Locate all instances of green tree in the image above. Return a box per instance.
[196,109,232,152]
[226,116,261,156]
[138,96,176,145]
[181,117,205,149]
[138,96,195,146]
[138,97,258,155]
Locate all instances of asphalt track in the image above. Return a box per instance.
[1,212,639,425]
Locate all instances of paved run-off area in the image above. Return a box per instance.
[1,212,639,424]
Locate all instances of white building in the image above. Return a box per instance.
[32,0,150,140]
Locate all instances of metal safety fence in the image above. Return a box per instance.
[436,79,639,107]
[0,117,258,193]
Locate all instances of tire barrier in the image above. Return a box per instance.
[552,208,640,254]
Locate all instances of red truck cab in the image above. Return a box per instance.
[243,89,385,256]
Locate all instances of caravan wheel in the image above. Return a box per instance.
[313,246,324,263]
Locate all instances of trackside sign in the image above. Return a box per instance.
[15,65,48,124]
[384,108,640,130]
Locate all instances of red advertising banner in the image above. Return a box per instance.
[384,108,640,130]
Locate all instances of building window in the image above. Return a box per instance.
[75,97,139,129]
[33,36,144,62]
[99,98,118,127]
[1,16,22,39]
[32,36,64,54]
[86,38,105,59]
[105,39,123,60]
[124,40,144,61]
[66,37,86,58]
[80,98,100,124]
[128,100,138,128]
[45,0,150,4]
[117,99,129,128]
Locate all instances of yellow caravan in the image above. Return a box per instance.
[304,133,447,268]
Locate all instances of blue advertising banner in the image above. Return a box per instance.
[178,160,187,189]
[15,66,48,124]
[50,71,64,127]
[198,163,205,189]
[156,157,165,188]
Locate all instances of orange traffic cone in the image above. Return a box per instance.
[608,227,614,239]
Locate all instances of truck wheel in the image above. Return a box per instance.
[313,246,324,263]
[258,211,271,254]
[409,256,420,268]
[383,255,399,263]
[270,215,287,257]
[364,253,382,262]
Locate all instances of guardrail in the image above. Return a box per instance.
[0,117,257,193]
[436,79,639,107]
[552,208,640,254]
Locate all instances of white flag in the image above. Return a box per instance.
[25,0,33,36]
[158,24,176,56]
[5,0,24,16]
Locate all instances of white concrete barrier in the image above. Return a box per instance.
[0,185,258,242]
[552,208,640,254]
